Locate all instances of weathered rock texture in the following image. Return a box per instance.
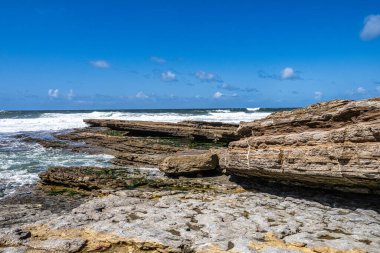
[159,152,219,176]
[2,189,379,252]
[84,119,239,142]
[225,98,380,193]
[38,166,239,194]
[55,127,227,168]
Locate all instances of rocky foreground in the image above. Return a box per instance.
[1,98,380,252]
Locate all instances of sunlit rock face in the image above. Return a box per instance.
[225,98,380,194]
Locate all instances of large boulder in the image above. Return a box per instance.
[159,152,219,176]
[225,98,380,194]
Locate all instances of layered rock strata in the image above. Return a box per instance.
[83,119,239,142]
[55,128,227,168]
[225,98,380,193]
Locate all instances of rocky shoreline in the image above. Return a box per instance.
[1,98,380,252]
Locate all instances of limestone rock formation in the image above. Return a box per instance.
[26,98,380,194]
[83,119,239,142]
[159,152,219,176]
[3,189,379,252]
[225,98,380,193]
[55,127,228,168]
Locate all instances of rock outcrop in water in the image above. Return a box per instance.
[83,119,239,142]
[224,98,380,194]
[55,125,230,168]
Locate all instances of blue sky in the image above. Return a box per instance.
[0,0,380,109]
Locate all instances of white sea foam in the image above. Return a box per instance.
[247,107,260,111]
[0,110,270,134]
[0,136,113,197]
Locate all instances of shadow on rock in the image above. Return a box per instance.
[229,175,380,213]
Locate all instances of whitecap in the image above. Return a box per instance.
[247,107,260,112]
[0,110,271,133]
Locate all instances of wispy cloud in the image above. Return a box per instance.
[161,70,177,82]
[258,68,301,80]
[314,91,323,100]
[195,71,218,82]
[360,14,380,41]
[257,70,278,79]
[135,91,148,99]
[347,86,368,96]
[150,56,166,64]
[213,91,223,98]
[356,87,367,94]
[48,89,59,98]
[90,60,110,68]
[67,89,75,100]
[218,83,258,93]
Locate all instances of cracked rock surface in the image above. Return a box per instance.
[2,185,379,252]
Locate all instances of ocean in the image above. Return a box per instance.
[0,108,277,198]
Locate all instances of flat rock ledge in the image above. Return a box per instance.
[1,189,379,252]
[83,119,239,142]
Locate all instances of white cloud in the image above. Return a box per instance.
[150,56,166,64]
[90,60,110,68]
[376,86,380,93]
[135,91,148,99]
[195,71,215,82]
[67,89,74,100]
[281,67,296,80]
[161,71,177,81]
[357,87,366,93]
[314,91,323,100]
[48,89,59,98]
[213,91,223,98]
[360,15,380,41]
